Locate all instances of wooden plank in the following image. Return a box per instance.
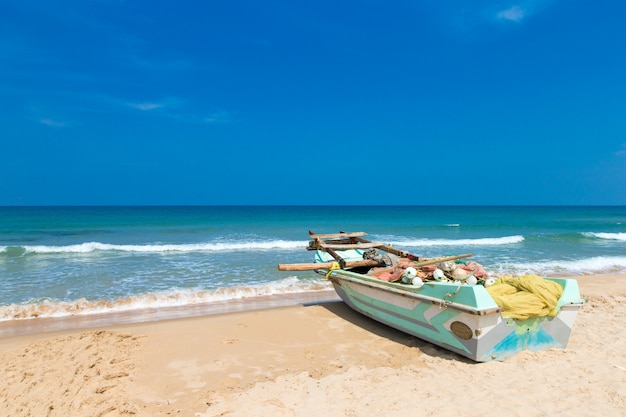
[309,230,419,259]
[308,230,367,239]
[317,241,386,250]
[277,259,380,271]
[279,254,474,271]
[351,235,416,258]
[409,254,473,267]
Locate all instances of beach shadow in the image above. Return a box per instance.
[307,299,475,364]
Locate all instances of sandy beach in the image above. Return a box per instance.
[1,274,624,417]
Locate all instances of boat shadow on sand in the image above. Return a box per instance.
[307,299,476,364]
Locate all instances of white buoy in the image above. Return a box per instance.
[404,267,417,278]
[412,277,424,287]
[433,269,445,281]
[402,267,418,284]
[485,278,496,287]
[466,276,478,285]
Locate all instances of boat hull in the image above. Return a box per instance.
[329,270,584,362]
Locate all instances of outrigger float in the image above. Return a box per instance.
[278,231,585,362]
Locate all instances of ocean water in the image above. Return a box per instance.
[0,206,625,321]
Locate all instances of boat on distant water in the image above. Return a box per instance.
[278,231,585,362]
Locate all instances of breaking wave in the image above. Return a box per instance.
[0,277,333,321]
[1,240,309,256]
[490,256,626,277]
[390,235,524,247]
[583,232,626,242]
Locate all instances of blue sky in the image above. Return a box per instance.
[1,0,625,205]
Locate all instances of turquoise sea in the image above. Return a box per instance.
[0,206,625,322]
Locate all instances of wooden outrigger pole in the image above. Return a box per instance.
[277,230,472,271]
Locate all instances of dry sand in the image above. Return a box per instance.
[1,274,625,417]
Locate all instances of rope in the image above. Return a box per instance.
[325,261,342,279]
[440,281,463,308]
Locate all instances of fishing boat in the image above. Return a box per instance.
[278,231,585,362]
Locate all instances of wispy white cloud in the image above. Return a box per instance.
[416,1,554,39]
[496,6,527,22]
[40,118,66,127]
[494,0,555,24]
[203,111,232,124]
[31,92,224,126]
[125,97,225,125]
[126,97,184,112]
[127,102,164,111]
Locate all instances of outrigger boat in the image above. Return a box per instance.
[278,231,585,362]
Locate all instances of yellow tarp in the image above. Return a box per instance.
[486,274,563,320]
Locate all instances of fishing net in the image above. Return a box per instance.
[486,274,564,320]
[362,248,398,266]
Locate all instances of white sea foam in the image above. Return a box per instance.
[0,277,333,321]
[20,240,309,254]
[392,235,524,247]
[583,232,626,242]
[491,256,626,276]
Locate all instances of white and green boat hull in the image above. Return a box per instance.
[321,253,585,362]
